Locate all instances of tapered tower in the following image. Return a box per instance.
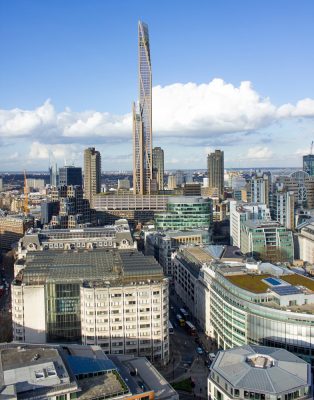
[133,21,152,195]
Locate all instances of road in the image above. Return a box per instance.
[158,286,215,399]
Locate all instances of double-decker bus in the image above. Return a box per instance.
[185,321,197,336]
[180,308,189,320]
[168,320,174,334]
[176,314,185,326]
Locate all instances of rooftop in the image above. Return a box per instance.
[280,274,314,292]
[211,345,311,394]
[15,249,164,287]
[226,274,271,293]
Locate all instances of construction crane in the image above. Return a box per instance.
[23,170,29,215]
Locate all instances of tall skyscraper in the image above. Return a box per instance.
[153,147,164,191]
[59,166,82,187]
[133,21,153,195]
[84,147,101,204]
[303,154,314,176]
[207,150,224,198]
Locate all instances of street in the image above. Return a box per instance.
[158,287,216,399]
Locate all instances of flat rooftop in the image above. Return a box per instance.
[226,274,271,293]
[183,247,215,263]
[280,274,314,292]
[15,249,164,286]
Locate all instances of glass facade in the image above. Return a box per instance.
[46,283,81,342]
[155,198,212,230]
[209,274,314,366]
[303,154,314,177]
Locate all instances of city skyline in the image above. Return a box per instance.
[0,0,314,171]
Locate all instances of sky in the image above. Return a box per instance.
[0,0,314,171]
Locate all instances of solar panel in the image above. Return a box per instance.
[272,286,301,296]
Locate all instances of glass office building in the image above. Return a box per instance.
[155,196,213,230]
[303,154,314,177]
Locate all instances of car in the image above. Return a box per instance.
[196,347,204,355]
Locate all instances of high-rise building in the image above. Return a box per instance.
[49,163,59,187]
[250,171,270,206]
[303,154,314,176]
[207,150,224,198]
[270,183,295,230]
[153,147,164,191]
[59,166,82,187]
[84,147,101,204]
[133,21,153,195]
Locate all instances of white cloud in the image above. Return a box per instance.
[28,141,81,163]
[0,78,313,144]
[247,146,274,159]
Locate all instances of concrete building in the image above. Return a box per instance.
[298,222,314,264]
[155,196,213,231]
[207,150,224,199]
[0,343,178,400]
[303,153,314,176]
[145,229,210,276]
[173,246,314,367]
[26,178,46,190]
[93,194,169,225]
[0,177,3,191]
[208,345,312,400]
[275,171,314,209]
[240,220,294,263]
[250,171,270,206]
[84,147,101,204]
[0,214,33,250]
[59,166,83,187]
[270,184,295,230]
[12,249,169,364]
[117,178,131,191]
[40,200,59,225]
[17,220,135,261]
[167,175,177,190]
[182,182,201,196]
[230,201,271,247]
[133,21,153,195]
[48,185,96,229]
[153,147,164,191]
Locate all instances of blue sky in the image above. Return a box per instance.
[0,0,314,171]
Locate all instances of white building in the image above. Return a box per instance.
[250,172,270,206]
[230,201,270,247]
[12,249,169,364]
[299,222,314,264]
[208,345,312,400]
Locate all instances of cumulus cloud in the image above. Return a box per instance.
[247,146,274,159]
[0,78,313,145]
[28,141,81,162]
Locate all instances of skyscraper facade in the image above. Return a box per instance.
[84,147,101,204]
[303,154,314,176]
[59,166,82,187]
[133,21,153,195]
[153,146,164,191]
[207,150,224,198]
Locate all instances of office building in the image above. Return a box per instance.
[230,201,271,247]
[93,194,169,225]
[207,150,224,198]
[270,183,295,230]
[17,220,135,263]
[133,21,153,195]
[250,171,270,206]
[208,346,312,400]
[155,196,213,231]
[0,214,33,250]
[59,165,83,187]
[48,185,96,229]
[153,147,164,191]
[303,154,314,176]
[0,343,178,400]
[145,229,210,276]
[12,249,169,364]
[182,182,201,196]
[173,246,314,366]
[167,175,177,190]
[275,170,314,209]
[298,222,314,264]
[0,177,3,191]
[49,163,59,187]
[117,178,131,191]
[84,147,101,203]
[26,178,46,190]
[40,200,59,225]
[240,220,294,262]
